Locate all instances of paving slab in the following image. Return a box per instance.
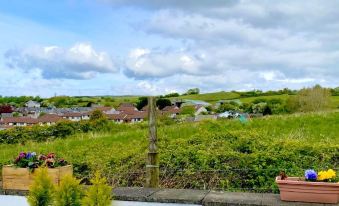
[113,187,161,202]
[203,191,263,206]
[260,194,337,206]
[148,188,209,204]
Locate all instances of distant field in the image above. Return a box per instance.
[173,91,240,103]
[0,111,338,192]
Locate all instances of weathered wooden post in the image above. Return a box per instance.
[146,96,159,188]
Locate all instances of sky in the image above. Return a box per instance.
[0,0,338,97]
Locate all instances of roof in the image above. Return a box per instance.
[117,106,139,114]
[119,102,135,107]
[162,106,180,114]
[1,117,38,124]
[38,114,63,123]
[60,112,83,117]
[106,113,127,120]
[182,99,210,106]
[91,106,114,112]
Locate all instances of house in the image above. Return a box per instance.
[38,114,63,126]
[161,106,181,118]
[106,113,127,123]
[125,112,147,123]
[60,113,83,121]
[119,102,135,107]
[91,106,116,114]
[25,100,41,108]
[1,113,14,118]
[117,105,139,114]
[0,117,38,126]
[194,105,208,116]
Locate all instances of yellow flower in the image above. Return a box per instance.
[327,169,336,179]
[317,169,337,181]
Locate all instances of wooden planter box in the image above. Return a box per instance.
[276,176,339,204]
[2,165,73,191]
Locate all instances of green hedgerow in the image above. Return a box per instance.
[54,175,83,206]
[27,168,55,206]
[82,172,112,206]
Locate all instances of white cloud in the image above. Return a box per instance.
[5,43,117,79]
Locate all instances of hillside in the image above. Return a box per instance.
[0,111,338,192]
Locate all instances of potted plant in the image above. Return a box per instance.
[276,169,339,204]
[2,152,72,191]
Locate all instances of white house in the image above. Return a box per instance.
[25,100,41,108]
[194,105,208,116]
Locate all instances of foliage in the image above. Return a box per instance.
[183,88,200,95]
[14,152,68,171]
[136,97,148,110]
[82,172,112,206]
[163,93,179,98]
[0,119,111,144]
[180,106,195,116]
[287,85,331,112]
[90,110,105,121]
[0,104,13,114]
[156,98,172,110]
[217,102,239,113]
[0,112,338,193]
[27,168,55,206]
[54,175,83,206]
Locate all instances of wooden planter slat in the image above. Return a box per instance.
[2,165,73,191]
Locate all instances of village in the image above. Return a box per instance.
[0,99,250,130]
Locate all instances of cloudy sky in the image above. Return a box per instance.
[0,0,338,97]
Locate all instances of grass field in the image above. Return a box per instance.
[0,111,338,192]
[174,91,240,103]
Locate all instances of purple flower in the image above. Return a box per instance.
[305,169,317,181]
[26,152,32,159]
[19,152,26,159]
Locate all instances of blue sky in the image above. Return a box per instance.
[0,0,338,97]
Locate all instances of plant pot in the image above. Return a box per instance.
[2,165,73,191]
[276,176,339,204]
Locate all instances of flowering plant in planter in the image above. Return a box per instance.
[276,169,339,204]
[13,151,68,171]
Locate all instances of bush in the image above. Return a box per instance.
[27,168,55,206]
[54,175,83,206]
[82,172,112,206]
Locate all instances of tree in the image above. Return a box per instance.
[156,98,172,110]
[287,85,331,112]
[82,172,112,206]
[90,110,105,120]
[164,93,180,98]
[136,97,148,110]
[184,88,200,95]
[27,168,55,206]
[0,104,13,114]
[55,175,83,206]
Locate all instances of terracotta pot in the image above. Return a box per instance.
[276,176,339,204]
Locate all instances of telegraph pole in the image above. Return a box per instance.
[145,96,159,188]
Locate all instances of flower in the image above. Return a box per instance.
[26,152,32,159]
[19,152,26,159]
[318,169,336,181]
[305,169,317,181]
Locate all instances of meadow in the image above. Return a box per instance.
[0,111,338,192]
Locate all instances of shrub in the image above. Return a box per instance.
[54,175,83,206]
[82,172,112,206]
[27,168,55,206]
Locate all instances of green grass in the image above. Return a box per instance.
[0,112,338,192]
[175,91,240,103]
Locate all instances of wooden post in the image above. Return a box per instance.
[146,96,159,188]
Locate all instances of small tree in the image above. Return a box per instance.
[27,168,55,206]
[156,98,172,110]
[90,110,105,120]
[136,97,148,110]
[82,172,112,206]
[54,175,83,206]
[0,104,13,114]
